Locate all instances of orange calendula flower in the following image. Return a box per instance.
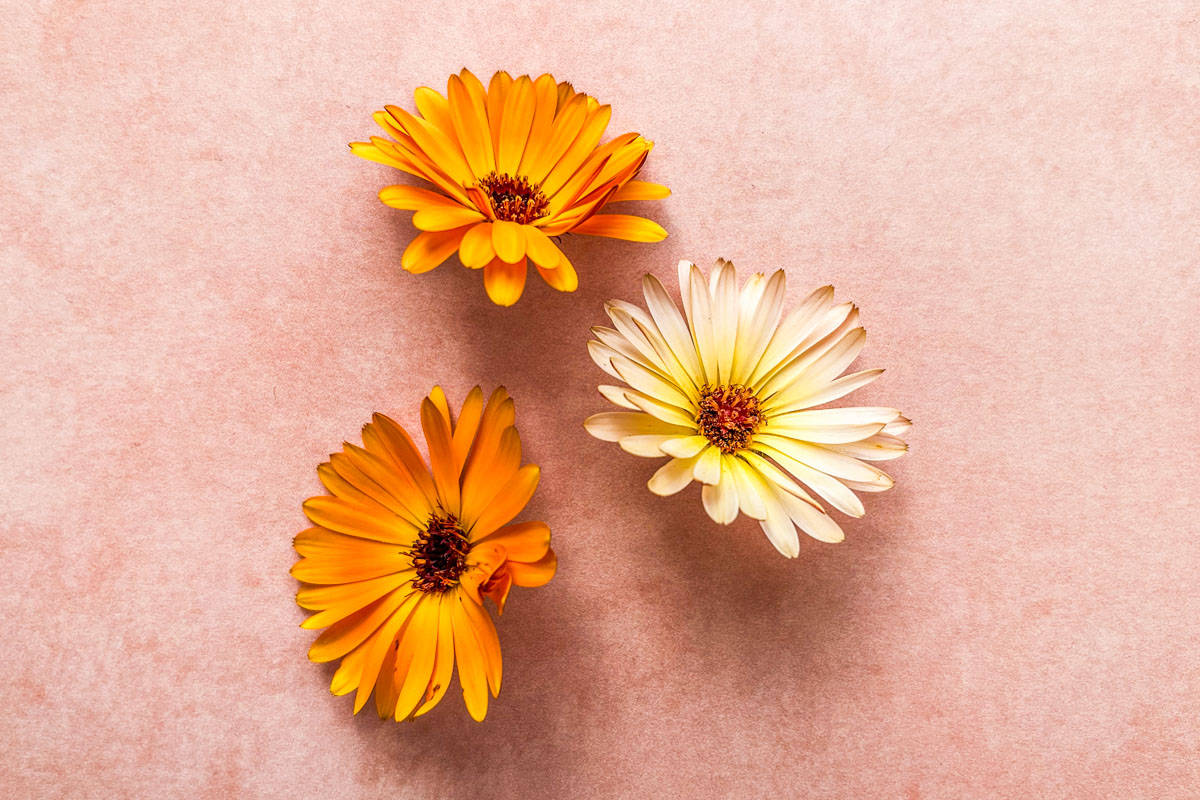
[351,68,670,305]
[292,386,556,721]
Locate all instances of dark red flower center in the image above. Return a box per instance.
[696,385,764,453]
[410,512,469,593]
[479,171,549,223]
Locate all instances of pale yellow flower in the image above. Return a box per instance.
[584,260,910,557]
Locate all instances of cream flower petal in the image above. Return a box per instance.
[611,355,694,409]
[618,434,676,457]
[583,411,691,441]
[586,340,624,381]
[749,473,802,558]
[767,368,884,416]
[770,406,902,428]
[701,458,739,524]
[729,458,768,521]
[749,294,839,377]
[626,391,697,428]
[679,261,718,383]
[753,440,866,518]
[776,488,845,545]
[648,454,702,496]
[606,304,689,386]
[826,433,909,461]
[753,434,885,484]
[597,384,641,409]
[661,435,709,459]
[710,261,739,384]
[739,451,822,508]
[747,285,834,387]
[760,323,864,400]
[693,445,722,485]
[642,274,704,387]
[732,269,786,384]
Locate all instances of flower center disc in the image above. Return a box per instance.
[696,385,764,453]
[479,172,549,224]
[411,512,469,593]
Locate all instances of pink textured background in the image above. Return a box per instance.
[3,1,1198,797]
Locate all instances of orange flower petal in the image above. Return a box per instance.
[384,104,473,185]
[480,565,513,614]
[521,93,589,184]
[475,520,551,563]
[490,219,526,263]
[317,461,392,518]
[571,213,668,242]
[419,396,461,514]
[401,226,471,273]
[330,644,367,696]
[350,590,421,714]
[451,596,490,721]
[450,386,486,472]
[516,73,560,177]
[541,103,611,197]
[461,427,522,531]
[291,556,400,585]
[306,588,412,664]
[378,184,457,211]
[507,549,557,587]
[486,71,512,159]
[369,413,438,503]
[301,497,412,544]
[411,205,486,232]
[535,249,579,293]
[446,73,495,176]
[608,179,671,202]
[413,86,455,139]
[391,594,441,720]
[523,225,561,269]
[411,597,456,718]
[497,75,536,176]
[459,592,502,694]
[297,571,409,615]
[335,445,430,527]
[469,464,540,540]
[482,257,527,306]
[458,222,494,268]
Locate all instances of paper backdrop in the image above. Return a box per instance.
[2,1,1197,797]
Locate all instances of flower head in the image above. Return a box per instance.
[584,260,910,557]
[292,387,555,721]
[351,69,669,306]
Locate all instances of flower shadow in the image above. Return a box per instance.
[329,571,596,796]
[334,210,677,791]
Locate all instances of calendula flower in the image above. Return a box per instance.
[351,68,669,306]
[584,260,910,557]
[292,386,555,721]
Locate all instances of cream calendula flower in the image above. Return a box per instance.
[583,259,910,557]
[351,68,669,306]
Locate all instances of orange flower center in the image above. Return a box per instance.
[696,385,764,454]
[410,512,470,593]
[479,172,549,223]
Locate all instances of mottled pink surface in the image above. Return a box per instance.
[2,1,1198,797]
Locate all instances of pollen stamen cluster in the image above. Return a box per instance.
[410,512,470,593]
[479,171,550,224]
[696,384,764,454]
